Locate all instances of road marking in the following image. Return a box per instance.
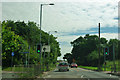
[110,74,112,76]
[81,75,84,78]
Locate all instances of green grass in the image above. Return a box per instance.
[78,66,98,70]
[3,67,34,72]
[0,66,1,73]
[78,60,120,71]
[102,60,119,71]
[3,67,12,71]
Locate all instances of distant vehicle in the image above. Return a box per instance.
[58,62,69,71]
[70,63,78,68]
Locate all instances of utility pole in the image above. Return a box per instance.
[28,45,30,68]
[104,48,106,71]
[113,42,116,72]
[39,4,43,73]
[98,23,101,71]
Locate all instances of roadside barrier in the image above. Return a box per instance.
[12,64,42,78]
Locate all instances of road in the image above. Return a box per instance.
[1,68,120,80]
[42,68,120,80]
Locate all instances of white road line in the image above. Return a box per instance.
[110,74,112,76]
[81,75,84,78]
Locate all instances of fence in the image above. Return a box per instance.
[11,64,43,78]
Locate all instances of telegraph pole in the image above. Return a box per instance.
[113,42,116,72]
[98,23,101,71]
[104,48,106,71]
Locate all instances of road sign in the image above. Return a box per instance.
[11,52,14,56]
[42,45,50,52]
[23,52,29,53]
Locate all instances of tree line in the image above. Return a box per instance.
[2,20,61,67]
[64,34,120,67]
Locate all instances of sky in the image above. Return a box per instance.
[0,0,119,60]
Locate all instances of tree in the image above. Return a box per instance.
[64,53,72,64]
[70,34,110,66]
[2,20,61,67]
[107,39,119,61]
[2,22,28,66]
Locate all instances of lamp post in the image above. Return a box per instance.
[47,31,57,70]
[48,31,57,46]
[39,3,54,72]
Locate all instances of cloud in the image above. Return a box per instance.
[91,33,118,40]
[2,2,118,33]
[42,1,118,34]
[1,1,118,60]
[1,0,119,2]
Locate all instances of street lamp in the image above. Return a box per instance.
[48,31,57,45]
[39,3,54,72]
[47,31,57,70]
[40,3,55,47]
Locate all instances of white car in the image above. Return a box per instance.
[58,62,69,71]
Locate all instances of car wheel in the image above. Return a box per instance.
[67,69,69,71]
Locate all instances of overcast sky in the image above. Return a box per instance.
[0,0,119,60]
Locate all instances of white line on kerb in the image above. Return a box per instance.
[43,77,47,80]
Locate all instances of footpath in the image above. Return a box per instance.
[104,71,120,75]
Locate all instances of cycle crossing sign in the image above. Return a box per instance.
[12,52,14,56]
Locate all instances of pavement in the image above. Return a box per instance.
[101,71,120,76]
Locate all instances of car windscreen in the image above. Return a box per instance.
[71,63,77,65]
[59,63,68,66]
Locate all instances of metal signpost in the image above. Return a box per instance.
[21,52,29,67]
[113,43,116,72]
[11,52,14,70]
[41,45,50,71]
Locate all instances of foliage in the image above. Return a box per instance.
[64,53,72,64]
[64,34,119,67]
[2,20,61,67]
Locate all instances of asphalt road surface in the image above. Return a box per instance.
[42,68,120,80]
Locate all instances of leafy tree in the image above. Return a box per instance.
[64,53,72,64]
[68,34,119,67]
[107,39,119,61]
[2,22,28,66]
[2,20,61,68]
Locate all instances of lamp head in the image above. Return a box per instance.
[49,3,54,5]
[55,31,57,33]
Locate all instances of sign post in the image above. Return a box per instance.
[11,52,14,71]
